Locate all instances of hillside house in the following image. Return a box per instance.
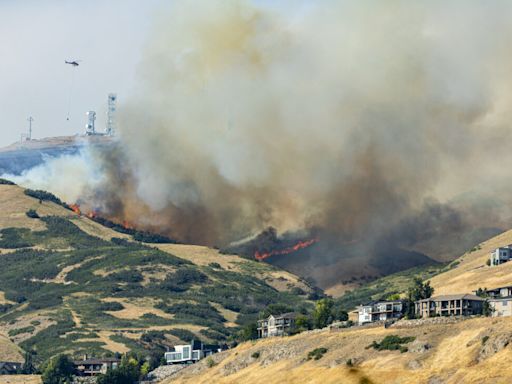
[482,286,512,317]
[0,362,21,375]
[356,300,403,325]
[489,246,512,266]
[257,312,297,338]
[165,340,222,364]
[415,294,484,318]
[73,356,120,376]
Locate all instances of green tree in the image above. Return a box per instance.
[97,367,136,384]
[475,287,488,298]
[482,300,494,317]
[312,298,334,329]
[405,277,434,318]
[294,314,311,332]
[97,353,142,384]
[238,322,258,341]
[21,351,36,374]
[41,355,74,384]
[336,308,349,321]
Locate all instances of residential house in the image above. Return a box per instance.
[164,340,222,364]
[481,285,512,317]
[0,362,21,375]
[415,294,484,318]
[73,356,120,376]
[489,246,512,266]
[356,300,403,325]
[257,312,297,338]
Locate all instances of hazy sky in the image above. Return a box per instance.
[0,0,168,147]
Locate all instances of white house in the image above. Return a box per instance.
[483,286,512,317]
[164,341,222,364]
[357,300,403,325]
[489,246,512,266]
[257,313,297,338]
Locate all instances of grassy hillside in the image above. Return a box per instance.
[161,316,512,384]
[428,229,512,295]
[0,184,316,364]
[335,263,446,310]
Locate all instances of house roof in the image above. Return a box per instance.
[73,358,120,366]
[258,312,298,322]
[0,362,22,372]
[486,285,512,292]
[358,300,402,307]
[416,294,485,302]
[488,296,512,301]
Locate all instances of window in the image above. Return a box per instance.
[183,346,190,359]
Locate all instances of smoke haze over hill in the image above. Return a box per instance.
[8,0,512,285]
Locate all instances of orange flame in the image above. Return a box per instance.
[87,211,97,219]
[70,204,81,215]
[122,220,134,230]
[255,238,319,261]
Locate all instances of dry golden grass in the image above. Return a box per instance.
[153,244,244,270]
[69,216,129,241]
[0,376,41,384]
[430,229,512,295]
[0,291,14,305]
[164,317,512,384]
[210,302,238,327]
[101,298,174,320]
[0,333,23,362]
[0,185,71,231]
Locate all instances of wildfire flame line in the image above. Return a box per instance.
[254,238,319,261]
[69,204,81,215]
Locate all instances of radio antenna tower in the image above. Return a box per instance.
[106,93,117,136]
[27,116,34,140]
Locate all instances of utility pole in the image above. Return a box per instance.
[27,116,34,140]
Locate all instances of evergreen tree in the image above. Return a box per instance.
[41,355,74,384]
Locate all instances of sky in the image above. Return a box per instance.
[0,0,168,147]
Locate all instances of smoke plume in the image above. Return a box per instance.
[9,1,512,286]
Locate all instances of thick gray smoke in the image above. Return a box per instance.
[9,1,512,285]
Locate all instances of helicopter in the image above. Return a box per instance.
[65,60,81,67]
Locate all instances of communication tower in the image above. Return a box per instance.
[85,111,97,135]
[106,93,117,136]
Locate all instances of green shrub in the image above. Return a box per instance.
[346,358,353,367]
[99,301,125,311]
[251,351,260,359]
[206,356,217,368]
[307,347,328,360]
[0,178,15,185]
[208,262,222,269]
[368,335,415,353]
[168,328,197,343]
[24,189,63,205]
[8,326,35,337]
[482,335,490,345]
[26,209,40,219]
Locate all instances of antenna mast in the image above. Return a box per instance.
[106,93,117,136]
[27,116,34,140]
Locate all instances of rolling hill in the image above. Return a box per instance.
[0,182,316,364]
[155,231,512,384]
[159,316,512,384]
